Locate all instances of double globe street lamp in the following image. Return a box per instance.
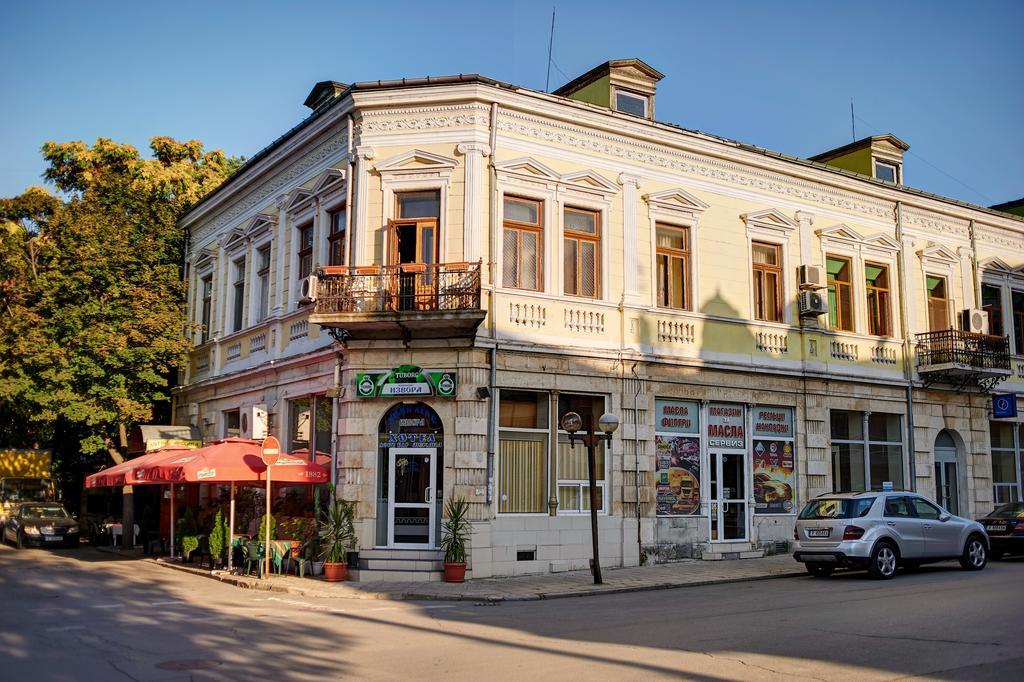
[559,411,619,585]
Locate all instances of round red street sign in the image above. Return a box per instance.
[261,435,281,467]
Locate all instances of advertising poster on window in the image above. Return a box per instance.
[752,440,795,513]
[654,399,701,516]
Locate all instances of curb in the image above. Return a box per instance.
[144,555,805,603]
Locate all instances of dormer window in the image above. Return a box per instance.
[614,89,649,117]
[874,160,899,184]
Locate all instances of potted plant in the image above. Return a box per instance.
[209,509,227,569]
[319,484,356,582]
[440,496,470,583]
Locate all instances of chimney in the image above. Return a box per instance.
[553,58,664,120]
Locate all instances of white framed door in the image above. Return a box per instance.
[387,447,437,548]
[709,450,749,542]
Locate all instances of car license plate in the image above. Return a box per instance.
[987,524,1007,533]
[44,535,62,542]
[806,528,831,538]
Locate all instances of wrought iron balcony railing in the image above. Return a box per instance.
[313,261,481,315]
[915,329,1011,373]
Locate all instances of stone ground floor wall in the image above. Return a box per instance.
[172,341,1010,578]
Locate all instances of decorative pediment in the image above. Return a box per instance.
[284,187,315,215]
[194,243,219,270]
[979,256,1015,273]
[742,208,797,233]
[917,243,959,265]
[816,224,865,242]
[311,168,346,196]
[375,149,457,173]
[863,234,901,252]
[644,187,710,212]
[560,169,620,195]
[494,157,560,182]
[242,213,277,240]
[220,228,247,251]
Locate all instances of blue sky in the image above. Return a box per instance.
[2,0,1022,206]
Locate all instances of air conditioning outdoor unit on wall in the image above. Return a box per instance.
[798,264,826,290]
[240,404,269,440]
[798,290,828,317]
[299,275,318,304]
[961,308,990,335]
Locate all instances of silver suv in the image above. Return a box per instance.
[793,491,988,579]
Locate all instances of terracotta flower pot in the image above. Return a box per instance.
[443,561,466,583]
[323,561,348,582]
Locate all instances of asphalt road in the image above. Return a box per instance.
[1,543,1022,681]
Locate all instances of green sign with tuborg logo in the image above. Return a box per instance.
[355,365,457,399]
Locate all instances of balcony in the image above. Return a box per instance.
[309,261,485,342]
[915,329,1011,391]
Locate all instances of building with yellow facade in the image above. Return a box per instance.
[173,59,1024,578]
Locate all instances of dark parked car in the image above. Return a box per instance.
[2,502,79,549]
[978,502,1024,559]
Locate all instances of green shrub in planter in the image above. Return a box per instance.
[257,513,276,542]
[181,535,199,558]
[209,510,227,566]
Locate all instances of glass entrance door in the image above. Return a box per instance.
[709,451,748,542]
[388,447,437,548]
[934,457,959,515]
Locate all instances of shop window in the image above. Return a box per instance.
[328,207,347,266]
[926,275,949,332]
[865,262,892,337]
[200,275,213,344]
[256,245,271,323]
[297,222,314,283]
[654,399,701,516]
[502,196,543,291]
[563,207,600,298]
[557,393,606,513]
[826,255,853,332]
[981,284,1003,337]
[288,395,333,460]
[1013,290,1024,355]
[232,256,246,333]
[656,224,690,310]
[752,241,782,322]
[831,411,904,492]
[991,421,1023,504]
[223,409,240,438]
[498,390,549,514]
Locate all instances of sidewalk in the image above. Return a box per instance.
[149,553,805,602]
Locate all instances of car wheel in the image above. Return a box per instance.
[959,536,987,571]
[867,541,898,580]
[805,563,834,577]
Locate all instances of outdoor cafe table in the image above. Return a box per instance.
[231,537,295,571]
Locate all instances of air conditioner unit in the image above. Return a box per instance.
[961,308,990,335]
[299,274,318,304]
[798,264,826,290]
[240,404,269,440]
[798,290,828,317]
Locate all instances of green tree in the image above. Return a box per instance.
[0,138,241,527]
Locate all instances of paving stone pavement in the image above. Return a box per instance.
[148,552,805,602]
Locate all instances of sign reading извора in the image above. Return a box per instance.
[355,365,457,399]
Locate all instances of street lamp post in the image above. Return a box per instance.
[560,411,619,585]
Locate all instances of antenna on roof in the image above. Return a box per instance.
[545,7,556,92]
[850,98,856,142]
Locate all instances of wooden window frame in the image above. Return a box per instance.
[926,274,950,332]
[981,283,1004,338]
[255,245,271,323]
[752,241,783,322]
[655,223,691,311]
[200,275,213,344]
[826,254,854,332]
[865,261,892,337]
[296,222,314,282]
[231,256,246,333]
[563,206,601,299]
[327,207,346,267]
[502,196,543,291]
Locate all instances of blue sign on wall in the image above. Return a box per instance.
[993,394,1018,419]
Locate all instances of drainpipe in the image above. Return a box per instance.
[896,201,917,490]
[969,220,981,307]
[345,114,355,266]
[486,346,497,506]
[331,353,342,488]
[631,363,642,559]
[485,102,500,507]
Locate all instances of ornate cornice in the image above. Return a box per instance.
[359,103,491,134]
[495,109,895,221]
[902,208,970,240]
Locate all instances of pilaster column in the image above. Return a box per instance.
[900,236,917,337]
[351,146,375,266]
[795,210,816,267]
[957,246,975,311]
[618,173,642,305]
[215,242,228,339]
[457,142,491,264]
[274,194,289,314]
[315,197,327,270]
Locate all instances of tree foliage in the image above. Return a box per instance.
[0,138,241,464]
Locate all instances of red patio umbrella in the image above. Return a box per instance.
[133,438,330,570]
[85,445,195,489]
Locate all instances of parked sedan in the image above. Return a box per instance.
[978,502,1024,559]
[2,502,79,549]
[793,491,988,579]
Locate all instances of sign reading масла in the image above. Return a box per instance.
[355,365,457,399]
[707,403,746,448]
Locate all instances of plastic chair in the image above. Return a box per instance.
[291,542,313,578]
[241,540,265,578]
